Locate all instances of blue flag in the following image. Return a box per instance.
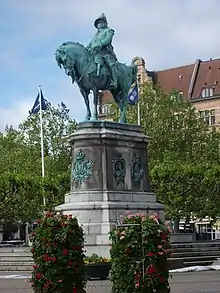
[29,89,47,115]
[128,83,139,105]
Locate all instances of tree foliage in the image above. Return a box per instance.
[111,83,220,220]
[0,102,77,224]
[151,157,220,221]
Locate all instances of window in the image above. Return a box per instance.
[210,109,216,125]
[199,109,216,125]
[101,104,112,115]
[201,87,214,98]
[205,110,210,125]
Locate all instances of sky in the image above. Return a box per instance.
[1,0,220,131]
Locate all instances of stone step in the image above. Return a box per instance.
[171,241,220,249]
[0,256,33,262]
[0,246,31,252]
[0,252,31,257]
[0,265,33,271]
[178,255,219,263]
[0,261,34,271]
[170,246,220,253]
[0,261,34,266]
[172,251,220,258]
[183,259,215,267]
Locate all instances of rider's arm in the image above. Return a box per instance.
[100,29,114,46]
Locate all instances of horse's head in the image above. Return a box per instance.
[55,47,65,68]
[55,42,88,84]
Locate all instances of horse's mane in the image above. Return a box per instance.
[62,41,85,49]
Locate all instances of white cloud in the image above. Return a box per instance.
[1,0,220,130]
[0,100,32,132]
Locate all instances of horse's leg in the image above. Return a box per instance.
[91,89,99,120]
[80,88,91,120]
[119,90,127,124]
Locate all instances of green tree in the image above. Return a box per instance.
[111,83,220,220]
[0,102,77,224]
[151,157,220,224]
[112,84,211,166]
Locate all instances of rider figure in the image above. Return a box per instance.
[87,13,118,89]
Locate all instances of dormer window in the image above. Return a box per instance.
[201,87,214,98]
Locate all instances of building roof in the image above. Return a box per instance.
[192,59,220,99]
[100,58,220,109]
[156,58,220,100]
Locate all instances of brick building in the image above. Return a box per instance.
[99,57,220,127]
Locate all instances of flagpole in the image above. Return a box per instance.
[137,101,140,126]
[39,85,46,206]
[137,83,140,126]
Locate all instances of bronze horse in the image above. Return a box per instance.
[55,41,137,123]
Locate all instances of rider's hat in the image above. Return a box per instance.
[94,13,108,28]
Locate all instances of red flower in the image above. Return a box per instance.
[147,265,156,275]
[157,274,165,283]
[31,248,35,253]
[135,282,140,288]
[161,233,167,240]
[73,288,77,293]
[36,219,41,223]
[33,265,38,270]
[72,245,82,251]
[43,254,50,261]
[68,260,73,267]
[63,249,69,256]
[45,211,54,217]
[147,251,154,257]
[35,272,42,279]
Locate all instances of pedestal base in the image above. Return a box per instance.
[56,191,164,257]
[56,121,165,257]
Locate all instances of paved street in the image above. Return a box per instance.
[0,271,220,293]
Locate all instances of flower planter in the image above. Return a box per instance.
[85,262,111,280]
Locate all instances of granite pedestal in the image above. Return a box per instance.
[55,121,164,257]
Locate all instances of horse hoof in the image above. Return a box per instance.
[91,116,98,121]
[83,116,90,122]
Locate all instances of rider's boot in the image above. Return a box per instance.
[110,65,118,88]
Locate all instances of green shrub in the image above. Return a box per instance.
[109,213,171,293]
[30,211,86,293]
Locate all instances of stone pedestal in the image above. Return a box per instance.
[56,121,164,257]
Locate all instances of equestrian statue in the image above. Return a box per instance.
[55,13,137,123]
